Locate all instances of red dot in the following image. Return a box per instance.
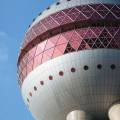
[71,67,76,72]
[40,81,44,85]
[29,92,32,97]
[34,86,37,91]
[49,75,53,80]
[59,71,64,76]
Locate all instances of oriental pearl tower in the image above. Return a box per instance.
[17,0,120,120]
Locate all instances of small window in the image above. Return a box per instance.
[84,65,89,70]
[32,18,35,22]
[47,6,50,10]
[59,71,64,76]
[40,81,44,85]
[97,64,102,69]
[49,75,53,80]
[34,86,37,91]
[111,64,116,70]
[71,67,76,72]
[56,2,60,5]
[38,12,42,16]
[29,92,32,97]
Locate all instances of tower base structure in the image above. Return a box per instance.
[108,104,120,120]
[66,110,91,120]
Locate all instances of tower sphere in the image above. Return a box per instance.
[17,0,120,120]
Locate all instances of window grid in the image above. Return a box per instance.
[17,4,120,86]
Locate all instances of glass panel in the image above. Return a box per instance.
[27,59,34,74]
[42,48,54,63]
[28,46,37,61]
[33,54,42,69]
[35,40,47,56]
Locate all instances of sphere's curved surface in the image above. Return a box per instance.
[30,0,120,29]
[17,0,120,120]
[22,49,120,120]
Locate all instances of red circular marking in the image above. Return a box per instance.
[71,67,76,72]
[59,71,64,76]
[49,75,53,80]
[29,92,32,97]
[40,81,44,85]
[34,86,37,91]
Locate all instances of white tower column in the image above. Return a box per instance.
[66,110,91,120]
[108,104,120,120]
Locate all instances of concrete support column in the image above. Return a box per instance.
[66,110,91,120]
[108,104,120,120]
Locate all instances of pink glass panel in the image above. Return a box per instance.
[63,31,74,41]
[22,67,27,78]
[27,59,34,74]
[70,31,83,43]
[61,15,72,24]
[44,40,56,50]
[56,43,67,53]
[76,12,87,21]
[66,8,80,21]
[28,46,37,61]
[33,22,47,36]
[42,48,54,63]
[33,54,42,69]
[91,27,104,37]
[57,35,68,45]
[35,40,47,56]
[52,47,63,58]
[69,41,80,50]
[84,29,96,39]
[76,28,88,38]
[41,16,58,29]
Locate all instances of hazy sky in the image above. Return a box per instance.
[0,0,56,119]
